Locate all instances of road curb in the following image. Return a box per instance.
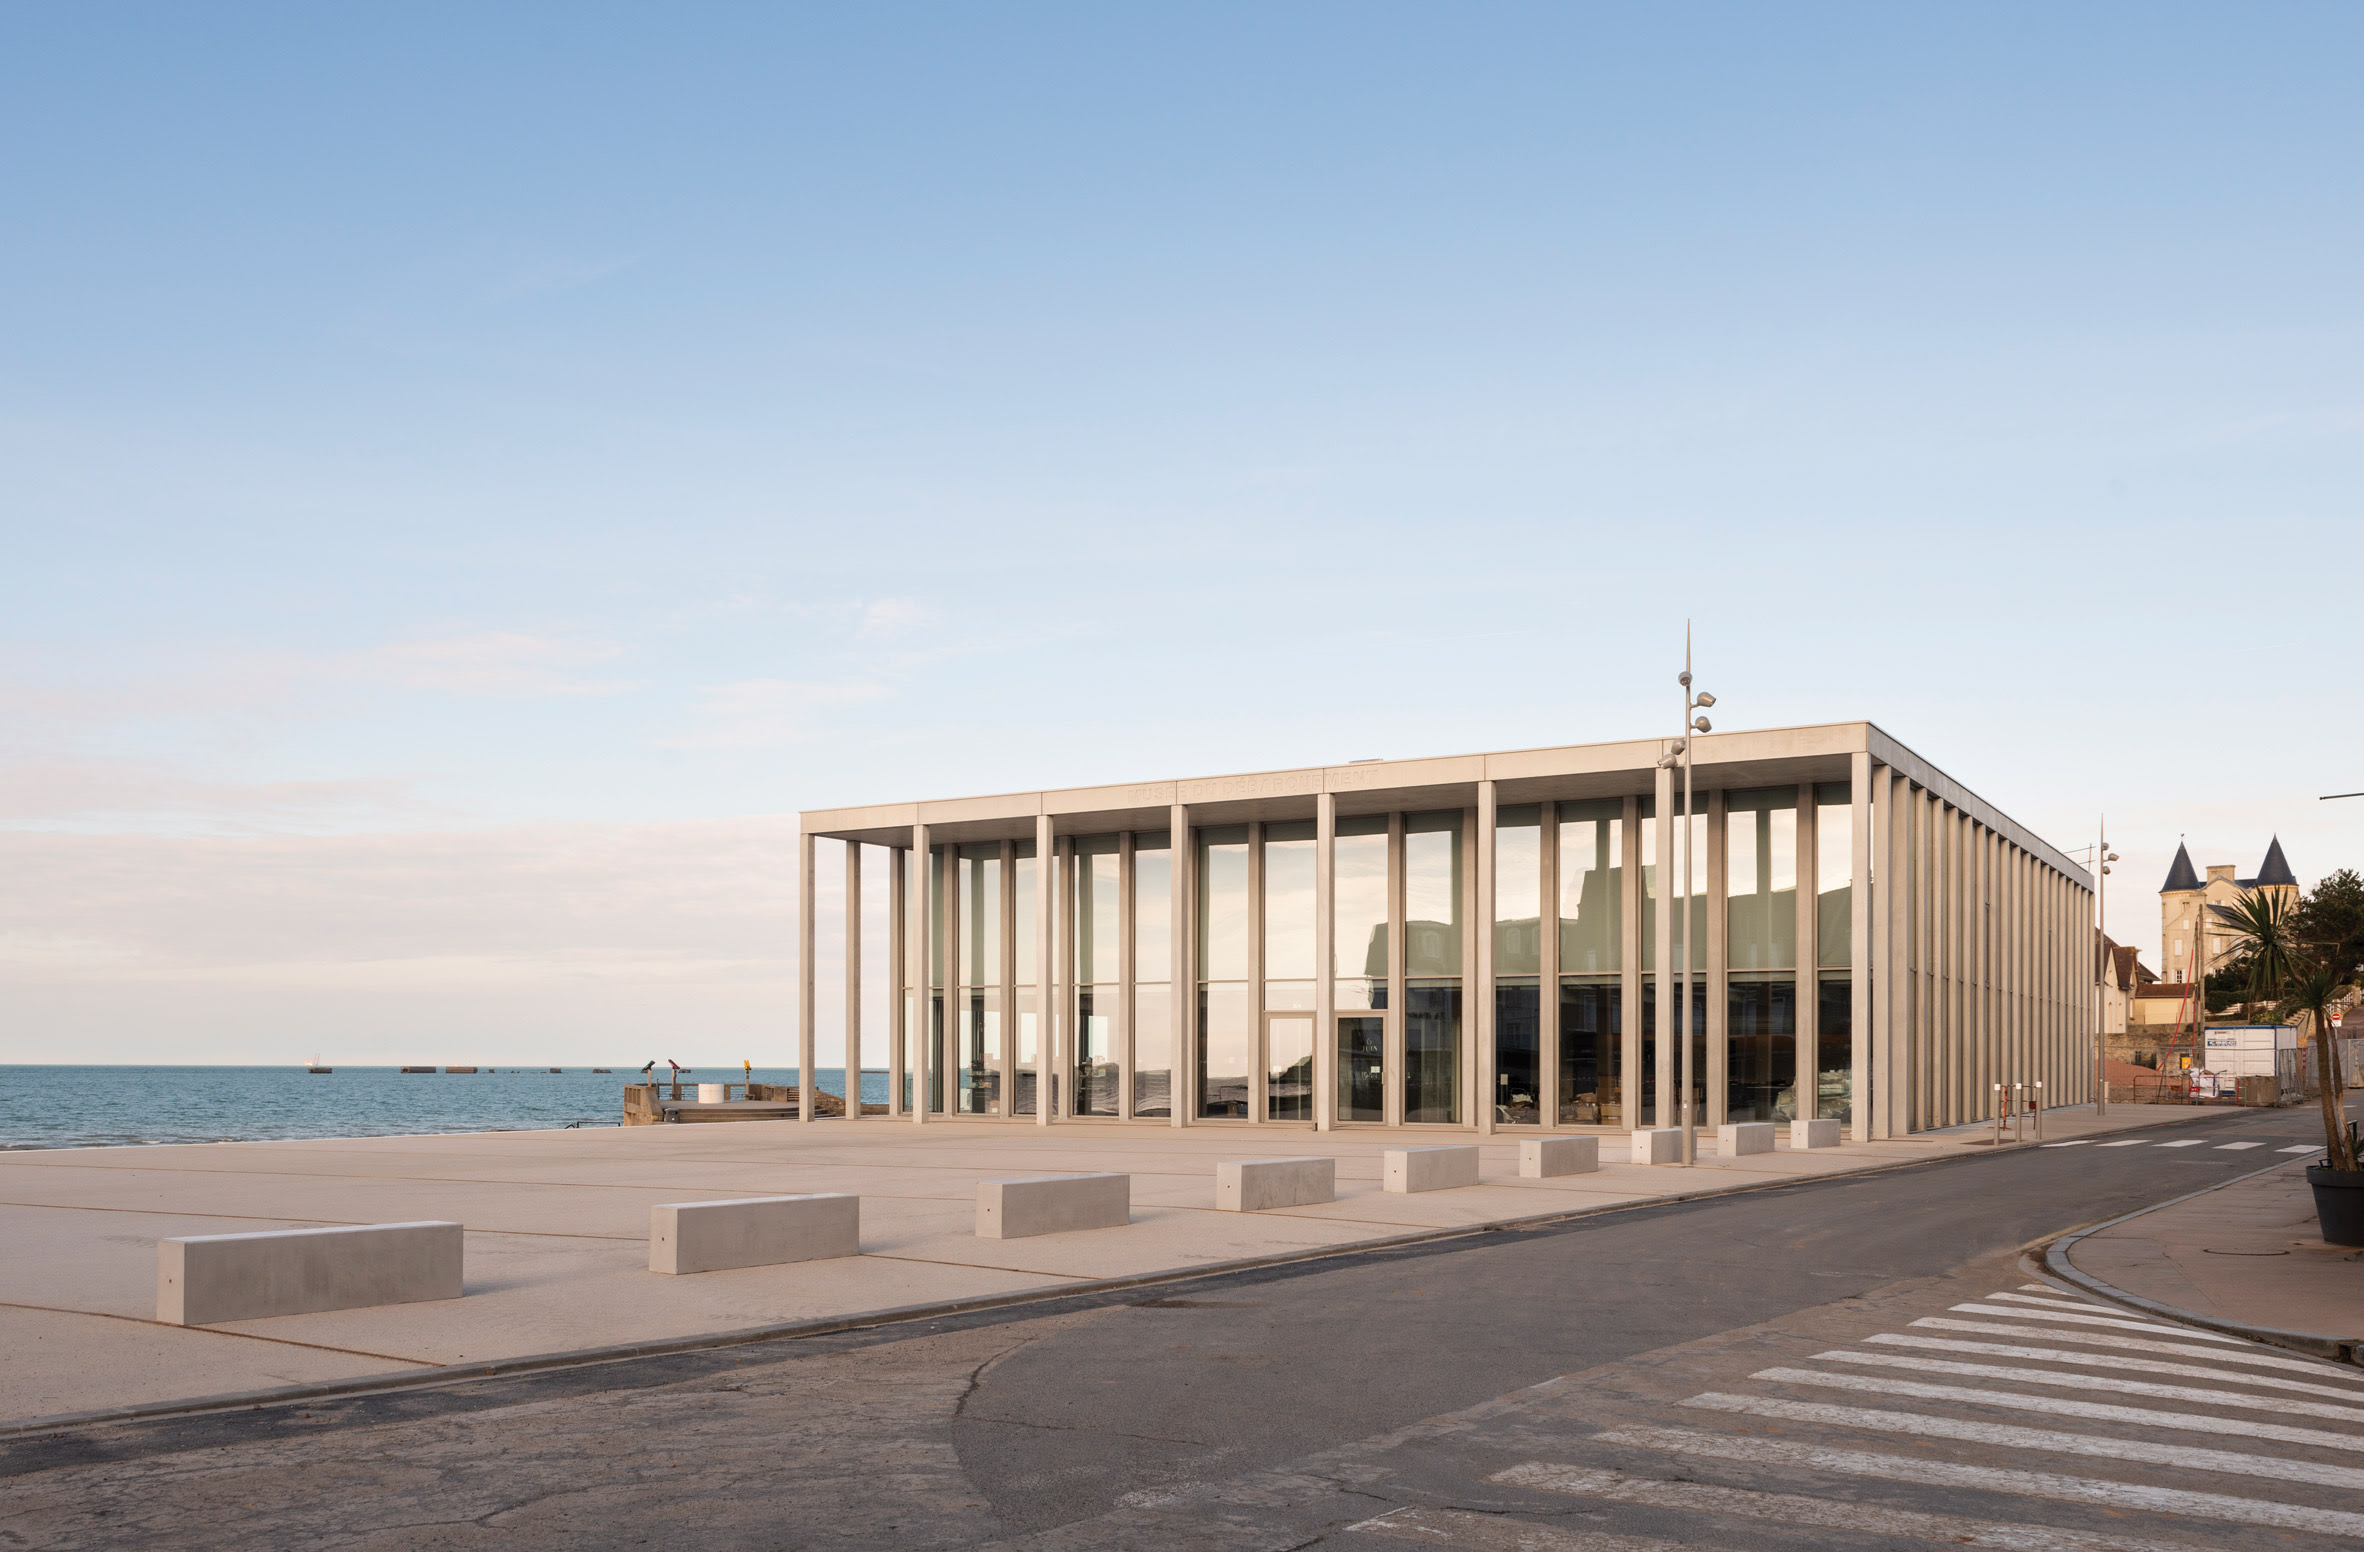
[2037,1152,2362,1370]
[2,1134,2071,1442]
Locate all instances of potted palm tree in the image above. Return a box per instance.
[2213,891,2362,1244]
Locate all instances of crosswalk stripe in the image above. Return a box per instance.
[1866,1333,2364,1400]
[1949,1303,2249,1342]
[2041,1140,2093,1147]
[2095,1140,2147,1147]
[2217,1142,2263,1150]
[2282,1145,2323,1153]
[1913,1317,2364,1378]
[1492,1460,2189,1552]
[1599,1423,2364,1538]
[1348,1504,1693,1549]
[1809,1348,2364,1423]
[1986,1292,2130,1312]
[2015,1284,2110,1303]
[1746,1367,2364,1454]
[2157,1140,2206,1148]
[1682,1393,2364,1490]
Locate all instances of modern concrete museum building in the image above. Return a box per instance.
[796,722,2095,1140]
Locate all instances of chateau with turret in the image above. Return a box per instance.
[2158,837,2298,989]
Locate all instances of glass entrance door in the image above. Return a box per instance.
[1337,1014,1385,1122]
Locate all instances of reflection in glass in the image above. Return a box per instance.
[1076,985,1118,1116]
[1638,978,1707,1127]
[1816,784,1852,968]
[1198,827,1250,980]
[1404,812,1462,977]
[1727,973,1797,1123]
[1014,846,1037,1116]
[1133,982,1171,1116]
[1264,978,1316,1010]
[1073,836,1120,984]
[959,845,1001,989]
[1495,806,1541,976]
[1557,800,1622,974]
[1013,842,1037,982]
[1494,977,1540,1123]
[1334,819,1388,1010]
[1558,979,1620,1125]
[1014,987,1038,1117]
[1817,973,1852,1123]
[1198,983,1251,1117]
[1637,801,1707,971]
[958,989,1000,1115]
[1337,1015,1385,1121]
[1726,789,1796,970]
[1267,1015,1313,1120]
[1404,979,1460,1123]
[1264,821,1315,980]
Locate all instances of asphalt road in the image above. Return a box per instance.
[6,1102,2354,1551]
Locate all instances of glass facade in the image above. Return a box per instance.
[1639,976,1707,1125]
[1817,973,1853,1123]
[1494,977,1540,1123]
[1133,834,1172,1117]
[1495,805,1541,976]
[1337,1014,1384,1121]
[1197,827,1251,1118]
[1073,834,1120,1116]
[956,844,1002,1116]
[1726,972,1797,1123]
[1334,816,1389,1010]
[1638,799,1706,971]
[1014,843,1038,1115]
[1725,789,1796,970]
[1557,800,1621,974]
[1403,812,1462,1124]
[1559,979,1619,1124]
[1404,981,1461,1123]
[1816,782,1852,968]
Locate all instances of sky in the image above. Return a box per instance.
[3,4,2360,1066]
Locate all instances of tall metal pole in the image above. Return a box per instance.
[2094,817,2107,1116]
[1678,629,1696,1166]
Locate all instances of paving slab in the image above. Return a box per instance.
[0,1103,2219,1423]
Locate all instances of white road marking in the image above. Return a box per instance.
[2281,1145,2322,1154]
[1986,1292,2133,1313]
[1493,1460,2189,1552]
[1348,1504,1695,1549]
[1949,1302,2248,1342]
[2217,1141,2263,1150]
[1599,1423,2364,1538]
[1914,1317,2364,1378]
[2156,1140,2206,1148]
[1865,1333,2364,1400]
[1809,1348,2364,1423]
[2015,1284,2110,1303]
[1682,1392,2364,1490]
[1745,1367,2364,1455]
[2095,1140,2148,1147]
[2040,1140,2093,1148]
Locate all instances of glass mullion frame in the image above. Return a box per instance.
[1558,975,1621,1125]
[1725,969,1798,1123]
[1262,819,1316,1122]
[1196,826,1251,1118]
[1012,838,1035,1117]
[1132,830,1173,1118]
[1403,811,1463,1125]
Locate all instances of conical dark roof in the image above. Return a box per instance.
[2255,836,2297,888]
[2162,843,2201,893]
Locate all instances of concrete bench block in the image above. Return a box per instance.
[1718,1122,1776,1157]
[1383,1145,1480,1193]
[651,1194,858,1274]
[1630,1128,1682,1165]
[1791,1118,1842,1149]
[1519,1136,1599,1178]
[978,1174,1130,1239]
[1216,1157,1335,1211]
[158,1221,462,1326]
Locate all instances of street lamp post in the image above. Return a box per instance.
[2094,821,2118,1116]
[1665,633,1715,1167]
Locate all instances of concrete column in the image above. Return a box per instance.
[1705,786,1728,1129]
[1170,802,1189,1129]
[1117,830,1135,1119]
[1881,769,1911,1137]
[1036,811,1054,1127]
[1315,791,1336,1132]
[910,823,930,1126]
[1539,797,1561,1127]
[1619,795,1640,1131]
[1794,784,1817,1122]
[1387,810,1406,1128]
[1653,761,1675,1131]
[845,841,862,1121]
[1848,752,1873,1142]
[1248,820,1266,1120]
[888,845,905,1118]
[799,827,817,1124]
[1475,780,1497,1135]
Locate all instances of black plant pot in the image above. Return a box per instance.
[2306,1165,2364,1248]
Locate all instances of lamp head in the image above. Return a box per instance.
[1678,670,1692,688]
[1692,716,1711,732]
[1693,691,1716,708]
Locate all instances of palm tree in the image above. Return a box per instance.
[2276,968,2358,1171]
[2208,889,2303,1008]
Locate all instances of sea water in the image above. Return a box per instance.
[0,1066,893,1149]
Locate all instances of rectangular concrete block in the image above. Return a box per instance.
[1519,1136,1599,1178]
[650,1194,859,1274]
[1791,1117,1842,1149]
[1383,1145,1480,1193]
[1630,1128,1682,1165]
[158,1221,462,1326]
[1216,1157,1335,1211]
[978,1174,1130,1239]
[1718,1122,1776,1157]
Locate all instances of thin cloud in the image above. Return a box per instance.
[350,631,640,698]
[663,679,892,750]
